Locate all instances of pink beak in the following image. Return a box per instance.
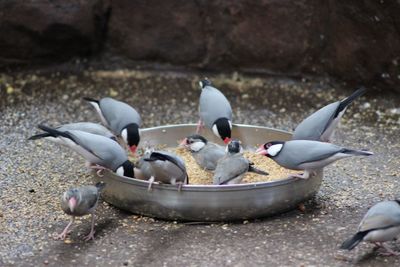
[256,145,268,155]
[179,138,188,147]
[68,197,77,212]
[129,145,137,154]
[223,137,231,144]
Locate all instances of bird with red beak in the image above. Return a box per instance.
[58,182,106,241]
[198,78,233,144]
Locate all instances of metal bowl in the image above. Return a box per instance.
[92,124,323,221]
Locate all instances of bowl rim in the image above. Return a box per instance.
[100,123,319,192]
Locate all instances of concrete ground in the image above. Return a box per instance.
[1,66,399,266]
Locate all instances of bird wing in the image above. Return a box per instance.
[79,186,101,212]
[100,98,142,133]
[199,87,232,128]
[144,151,187,176]
[359,215,400,232]
[359,201,400,231]
[213,155,248,185]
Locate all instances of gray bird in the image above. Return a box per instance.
[33,124,135,178]
[58,182,106,241]
[340,200,400,256]
[180,134,225,171]
[198,79,233,144]
[256,140,373,179]
[135,146,154,180]
[143,151,189,191]
[292,87,366,142]
[29,122,116,144]
[213,140,269,185]
[83,97,142,153]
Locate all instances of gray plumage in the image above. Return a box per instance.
[182,135,225,171]
[258,140,373,179]
[213,140,268,185]
[293,87,366,142]
[58,182,106,241]
[29,122,116,143]
[340,200,400,252]
[199,85,232,129]
[144,151,188,185]
[88,97,142,134]
[136,148,154,180]
[35,125,131,174]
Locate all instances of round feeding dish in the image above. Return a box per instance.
[92,124,323,221]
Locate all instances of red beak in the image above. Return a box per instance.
[223,137,231,144]
[68,197,77,212]
[256,145,267,155]
[129,145,137,154]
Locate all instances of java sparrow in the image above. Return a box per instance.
[180,134,225,171]
[143,151,189,191]
[32,124,135,178]
[29,122,116,144]
[198,79,233,144]
[83,97,142,153]
[292,87,366,142]
[58,182,106,241]
[213,140,269,185]
[256,140,373,179]
[340,200,400,256]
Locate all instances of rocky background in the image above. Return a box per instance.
[0,0,400,91]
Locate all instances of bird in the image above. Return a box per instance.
[143,151,189,191]
[31,124,136,178]
[198,78,233,144]
[180,134,225,171]
[292,87,366,142]
[340,200,400,256]
[58,182,106,241]
[29,122,117,144]
[83,97,142,153]
[213,139,269,185]
[256,140,373,179]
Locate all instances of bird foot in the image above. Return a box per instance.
[57,231,69,240]
[377,243,400,256]
[83,230,95,241]
[147,176,155,191]
[196,120,204,133]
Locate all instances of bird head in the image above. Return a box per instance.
[256,141,284,158]
[116,160,135,178]
[63,189,80,213]
[226,139,242,154]
[122,123,140,154]
[180,134,208,152]
[212,118,232,144]
[199,78,212,89]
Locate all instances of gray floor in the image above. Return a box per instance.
[1,68,399,266]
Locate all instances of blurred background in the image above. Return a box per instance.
[0,0,399,92]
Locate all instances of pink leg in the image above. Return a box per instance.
[57,216,75,240]
[378,243,400,256]
[196,120,204,133]
[89,165,107,177]
[83,213,96,241]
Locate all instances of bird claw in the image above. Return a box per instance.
[83,230,95,241]
[196,120,204,133]
[96,169,104,177]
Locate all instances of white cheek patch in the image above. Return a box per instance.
[228,120,232,130]
[116,166,124,176]
[212,124,221,138]
[190,141,205,152]
[267,144,283,156]
[121,128,128,143]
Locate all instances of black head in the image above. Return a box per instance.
[213,118,232,144]
[186,134,208,144]
[227,139,242,154]
[122,123,140,153]
[199,78,212,89]
[118,160,135,178]
[257,141,285,158]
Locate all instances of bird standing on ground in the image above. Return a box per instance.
[292,87,366,142]
[58,182,106,241]
[256,140,373,179]
[198,79,233,144]
[83,97,142,154]
[340,200,400,256]
[213,139,268,185]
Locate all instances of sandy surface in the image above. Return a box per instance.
[1,66,400,266]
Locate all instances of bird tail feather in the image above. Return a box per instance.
[28,132,51,140]
[336,87,367,116]
[248,165,269,176]
[82,97,99,103]
[343,149,373,156]
[340,231,368,250]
